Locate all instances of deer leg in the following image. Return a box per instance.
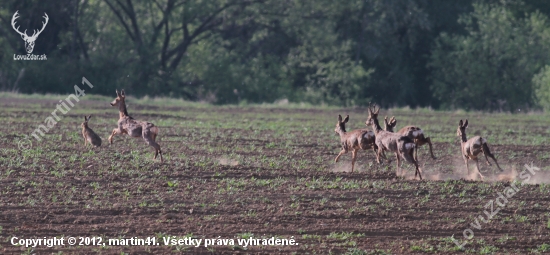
[482,143,503,172]
[414,148,422,180]
[351,149,357,173]
[483,152,492,166]
[475,159,484,180]
[382,149,389,162]
[151,142,162,162]
[414,144,418,162]
[152,142,163,162]
[483,150,503,172]
[375,147,383,164]
[385,150,390,162]
[416,165,422,180]
[425,137,436,160]
[464,158,470,175]
[143,132,162,162]
[372,144,380,162]
[482,151,493,175]
[377,148,388,164]
[394,152,401,177]
[108,128,120,145]
[413,150,422,180]
[159,147,163,162]
[335,149,346,162]
[490,155,502,173]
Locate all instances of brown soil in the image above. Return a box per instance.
[1,98,549,254]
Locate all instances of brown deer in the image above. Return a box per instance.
[384,116,437,161]
[366,104,422,180]
[457,119,503,180]
[334,114,377,172]
[108,89,163,162]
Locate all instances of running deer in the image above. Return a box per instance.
[366,104,422,180]
[384,116,437,161]
[334,114,377,172]
[457,119,503,180]
[108,89,163,162]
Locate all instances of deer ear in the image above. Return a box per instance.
[368,102,373,114]
[88,115,92,120]
[343,115,349,123]
[121,89,125,97]
[464,119,469,128]
[84,116,88,121]
[116,89,120,96]
[338,115,343,123]
[458,119,463,127]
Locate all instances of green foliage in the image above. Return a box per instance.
[288,38,372,106]
[533,65,550,110]
[338,0,432,107]
[430,2,550,111]
[2,0,550,110]
[184,38,293,104]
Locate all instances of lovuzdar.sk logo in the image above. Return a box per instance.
[11,10,48,60]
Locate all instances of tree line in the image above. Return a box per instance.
[1,0,550,111]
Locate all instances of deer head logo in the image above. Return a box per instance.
[11,10,49,54]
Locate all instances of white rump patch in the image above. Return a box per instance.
[405,143,415,150]
[364,132,375,139]
[412,129,423,137]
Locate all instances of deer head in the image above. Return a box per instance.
[110,89,126,107]
[457,119,469,140]
[365,103,380,126]
[384,116,397,132]
[11,11,49,54]
[335,114,349,135]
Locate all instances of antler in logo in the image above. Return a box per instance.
[11,10,49,54]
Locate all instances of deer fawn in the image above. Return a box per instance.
[366,104,422,180]
[457,119,503,180]
[334,114,377,172]
[81,115,102,147]
[108,89,163,162]
[384,116,437,161]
